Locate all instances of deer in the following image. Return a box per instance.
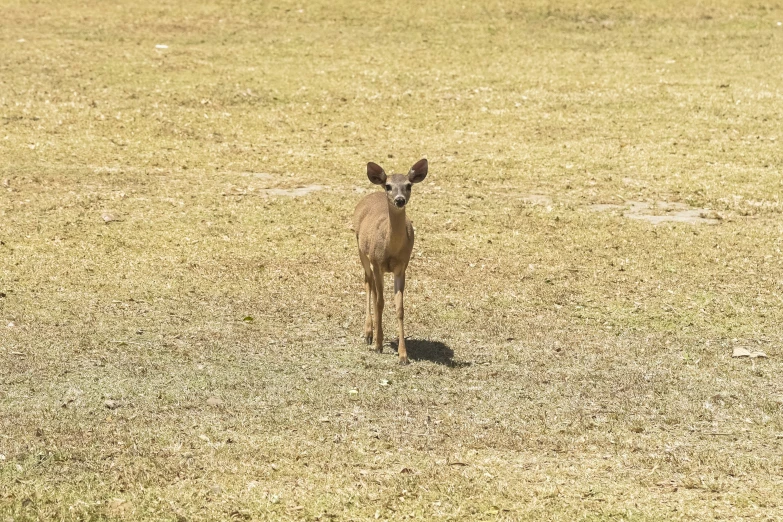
[353,158,428,365]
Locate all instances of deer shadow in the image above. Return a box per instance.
[391,339,468,367]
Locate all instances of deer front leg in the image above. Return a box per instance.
[393,272,408,365]
[372,264,384,353]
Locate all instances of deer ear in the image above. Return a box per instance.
[367,162,386,185]
[408,158,428,183]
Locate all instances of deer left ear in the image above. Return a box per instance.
[408,158,428,183]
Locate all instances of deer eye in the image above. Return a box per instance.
[385,184,391,191]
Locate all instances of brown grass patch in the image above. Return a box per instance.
[1,0,782,519]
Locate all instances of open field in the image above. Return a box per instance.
[1,0,783,519]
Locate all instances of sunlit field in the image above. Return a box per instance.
[1,1,782,519]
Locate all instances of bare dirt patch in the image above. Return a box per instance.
[520,194,554,207]
[589,200,722,225]
[261,185,324,197]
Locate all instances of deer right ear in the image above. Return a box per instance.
[367,162,387,185]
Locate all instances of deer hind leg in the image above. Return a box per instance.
[371,263,385,353]
[359,250,374,345]
[393,271,408,365]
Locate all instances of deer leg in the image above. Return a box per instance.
[393,272,408,365]
[359,251,374,345]
[372,264,384,353]
[364,271,374,345]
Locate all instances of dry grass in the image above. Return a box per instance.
[1,0,783,520]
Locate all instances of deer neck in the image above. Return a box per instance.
[386,202,408,246]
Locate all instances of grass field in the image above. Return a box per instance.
[2,0,783,520]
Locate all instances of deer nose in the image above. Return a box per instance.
[394,197,406,207]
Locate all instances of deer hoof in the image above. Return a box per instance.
[398,357,410,365]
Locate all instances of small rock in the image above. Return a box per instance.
[104,399,121,409]
[206,397,223,407]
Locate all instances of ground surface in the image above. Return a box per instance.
[1,1,782,520]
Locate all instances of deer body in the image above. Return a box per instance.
[353,159,428,364]
[354,192,414,273]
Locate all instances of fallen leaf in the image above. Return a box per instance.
[242,316,254,322]
[379,379,391,386]
[733,347,768,358]
[400,467,414,474]
[108,498,131,515]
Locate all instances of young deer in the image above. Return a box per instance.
[353,158,428,365]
